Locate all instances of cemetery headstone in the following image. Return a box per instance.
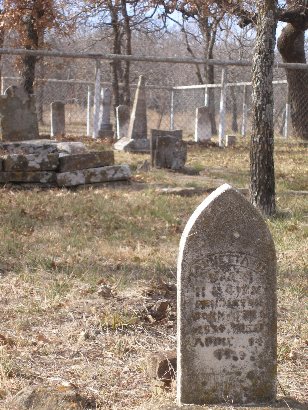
[116,105,130,140]
[177,184,277,406]
[0,85,39,141]
[51,101,65,137]
[150,129,182,167]
[150,130,186,170]
[195,106,212,142]
[226,135,236,147]
[114,75,150,152]
[98,88,114,139]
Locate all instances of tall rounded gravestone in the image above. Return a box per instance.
[177,184,277,406]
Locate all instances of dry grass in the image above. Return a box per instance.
[0,138,307,409]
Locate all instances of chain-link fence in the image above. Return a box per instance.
[0,48,307,141]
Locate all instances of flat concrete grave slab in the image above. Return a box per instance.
[58,151,114,172]
[0,140,57,155]
[57,164,131,187]
[177,184,277,406]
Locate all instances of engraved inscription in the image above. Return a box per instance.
[186,252,268,350]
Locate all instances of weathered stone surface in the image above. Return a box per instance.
[116,105,130,140]
[0,85,39,141]
[59,151,114,172]
[226,135,236,147]
[51,101,65,137]
[3,153,59,172]
[152,135,186,170]
[195,106,212,142]
[98,88,114,139]
[127,75,147,140]
[113,137,150,153]
[0,140,56,155]
[56,142,88,156]
[0,171,56,184]
[177,184,277,406]
[151,129,182,167]
[57,164,131,187]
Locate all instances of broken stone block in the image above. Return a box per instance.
[58,151,114,172]
[0,171,56,184]
[56,164,131,187]
[113,137,150,153]
[3,153,59,172]
[147,350,177,382]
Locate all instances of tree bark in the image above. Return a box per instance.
[120,0,131,106]
[250,1,277,216]
[21,15,39,95]
[277,24,308,140]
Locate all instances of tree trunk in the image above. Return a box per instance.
[110,4,121,108]
[250,1,277,216]
[202,18,218,135]
[21,16,39,95]
[120,0,131,106]
[277,24,308,140]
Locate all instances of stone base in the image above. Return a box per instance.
[98,129,114,139]
[114,138,150,153]
[0,171,56,184]
[59,151,114,172]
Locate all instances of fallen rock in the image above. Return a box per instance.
[12,385,96,410]
[59,151,114,172]
[148,299,171,321]
[56,164,131,187]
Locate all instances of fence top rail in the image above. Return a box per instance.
[172,80,288,90]
[0,48,308,70]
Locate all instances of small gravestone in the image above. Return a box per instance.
[195,106,212,142]
[114,76,149,152]
[150,130,186,170]
[0,85,39,141]
[150,129,182,167]
[226,135,236,147]
[98,88,114,139]
[51,101,65,137]
[177,184,277,406]
[116,105,130,140]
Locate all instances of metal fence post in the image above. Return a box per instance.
[218,67,227,147]
[241,85,248,137]
[284,87,291,139]
[204,86,209,107]
[92,60,101,138]
[87,86,91,137]
[170,89,174,130]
